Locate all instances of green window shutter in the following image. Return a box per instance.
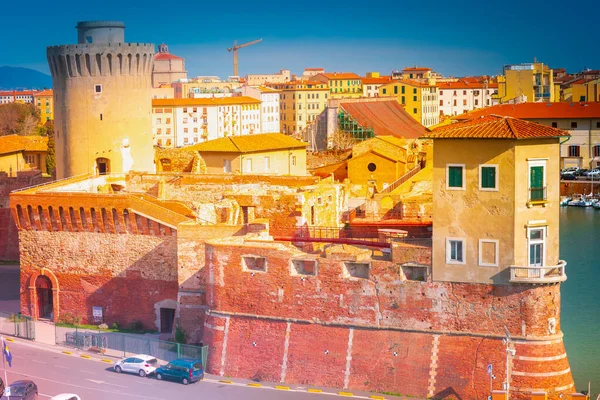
[530,166,544,200]
[481,167,496,189]
[402,86,405,94]
[448,166,463,187]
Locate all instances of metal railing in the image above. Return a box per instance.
[529,186,547,202]
[0,311,35,340]
[510,260,567,284]
[379,165,422,194]
[56,326,208,368]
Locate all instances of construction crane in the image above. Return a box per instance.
[227,39,262,77]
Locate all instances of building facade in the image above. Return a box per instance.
[240,86,280,133]
[152,44,187,88]
[152,97,262,147]
[33,89,54,122]
[0,90,37,104]
[0,135,48,175]
[246,69,291,86]
[437,79,498,118]
[379,80,439,127]
[498,62,554,103]
[47,21,155,178]
[268,80,329,135]
[362,72,391,98]
[172,77,241,99]
[312,72,363,99]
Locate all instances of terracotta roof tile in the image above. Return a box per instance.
[362,77,392,84]
[426,115,569,140]
[453,102,600,120]
[320,72,362,80]
[340,100,429,139]
[154,52,183,61]
[33,89,53,97]
[187,133,307,153]
[0,135,48,155]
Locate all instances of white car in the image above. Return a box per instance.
[50,395,81,400]
[113,354,158,377]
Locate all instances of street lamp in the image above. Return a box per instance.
[503,326,516,400]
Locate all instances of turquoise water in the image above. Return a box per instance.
[560,206,599,393]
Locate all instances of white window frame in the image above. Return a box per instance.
[264,156,270,171]
[478,239,499,267]
[446,164,466,190]
[223,159,231,173]
[445,237,466,265]
[527,159,547,201]
[478,164,498,192]
[527,227,546,267]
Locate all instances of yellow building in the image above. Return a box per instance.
[400,66,433,81]
[0,135,48,176]
[268,80,329,135]
[498,62,554,103]
[586,78,600,102]
[425,115,567,285]
[347,136,416,195]
[33,90,53,123]
[183,133,307,175]
[379,80,439,127]
[312,72,363,99]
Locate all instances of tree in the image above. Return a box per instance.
[45,121,56,176]
[330,129,358,150]
[0,102,41,136]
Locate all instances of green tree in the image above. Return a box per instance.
[0,102,41,136]
[45,121,56,176]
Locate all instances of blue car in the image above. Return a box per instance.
[155,358,204,385]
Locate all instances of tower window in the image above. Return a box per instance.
[95,84,102,94]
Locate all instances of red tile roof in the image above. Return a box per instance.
[453,102,600,120]
[427,115,569,140]
[362,76,392,84]
[154,52,183,61]
[0,135,48,155]
[403,67,432,72]
[33,89,53,97]
[437,80,498,90]
[321,72,362,80]
[340,100,429,139]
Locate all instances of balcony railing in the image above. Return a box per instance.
[529,186,547,202]
[509,260,567,284]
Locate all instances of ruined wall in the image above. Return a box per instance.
[19,230,178,330]
[202,240,574,399]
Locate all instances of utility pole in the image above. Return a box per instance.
[503,326,516,400]
[227,39,262,77]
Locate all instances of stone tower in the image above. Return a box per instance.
[47,21,155,179]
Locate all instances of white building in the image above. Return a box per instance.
[241,86,281,133]
[0,90,37,104]
[151,97,262,148]
[437,79,499,118]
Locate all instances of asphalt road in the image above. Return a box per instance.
[0,341,358,400]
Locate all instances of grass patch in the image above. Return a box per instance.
[55,323,158,335]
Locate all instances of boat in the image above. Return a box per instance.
[568,195,594,207]
[560,196,572,206]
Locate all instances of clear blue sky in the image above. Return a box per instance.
[2,0,596,78]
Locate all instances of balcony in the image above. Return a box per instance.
[509,260,567,284]
[527,186,548,207]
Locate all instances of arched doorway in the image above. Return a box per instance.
[96,157,110,175]
[35,275,53,320]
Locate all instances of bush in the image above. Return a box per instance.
[175,325,187,344]
[111,322,119,330]
[98,323,108,330]
[128,320,144,332]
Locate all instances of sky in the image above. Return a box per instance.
[1,0,597,79]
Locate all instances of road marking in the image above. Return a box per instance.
[101,359,113,363]
[80,370,94,374]
[62,351,72,355]
[308,388,323,393]
[85,379,128,388]
[80,354,91,359]
[276,385,290,390]
[31,360,47,364]
[53,365,69,369]
[370,396,385,399]
[219,380,233,384]
[339,392,354,396]
[5,338,14,342]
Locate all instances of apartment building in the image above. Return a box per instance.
[0,90,37,104]
[312,72,363,99]
[362,72,391,97]
[172,76,241,99]
[240,86,281,133]
[379,80,439,127]
[152,97,262,148]
[246,69,291,86]
[498,61,554,103]
[437,79,498,117]
[33,89,54,122]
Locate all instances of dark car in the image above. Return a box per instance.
[561,173,577,180]
[1,380,38,400]
[575,168,588,176]
[155,358,204,385]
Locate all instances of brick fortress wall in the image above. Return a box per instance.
[0,171,52,261]
[202,239,574,400]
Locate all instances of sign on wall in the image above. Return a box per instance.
[92,306,103,324]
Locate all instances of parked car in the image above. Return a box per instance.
[561,173,577,180]
[113,354,158,377]
[50,395,81,400]
[1,380,38,400]
[155,358,204,385]
[575,168,589,176]
[586,169,600,177]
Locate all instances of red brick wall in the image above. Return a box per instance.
[202,241,575,399]
[19,230,178,329]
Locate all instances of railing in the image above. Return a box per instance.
[529,186,547,202]
[0,311,35,340]
[379,165,422,194]
[271,225,431,248]
[509,260,567,284]
[352,209,429,221]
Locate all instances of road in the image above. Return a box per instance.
[1,340,373,400]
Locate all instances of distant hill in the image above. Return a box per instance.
[0,66,52,90]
